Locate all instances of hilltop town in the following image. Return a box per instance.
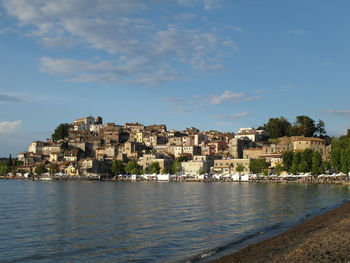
[10,115,335,180]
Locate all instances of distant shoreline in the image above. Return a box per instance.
[1,176,349,186]
[208,199,350,263]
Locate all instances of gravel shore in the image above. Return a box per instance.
[209,201,350,263]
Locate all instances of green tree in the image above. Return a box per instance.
[312,151,323,175]
[131,167,140,175]
[171,160,182,174]
[322,160,331,172]
[291,152,301,175]
[7,154,13,167]
[340,149,350,174]
[249,158,268,174]
[52,123,71,142]
[125,160,140,174]
[149,161,161,174]
[261,117,291,139]
[236,163,245,174]
[199,169,205,175]
[49,163,59,175]
[315,120,326,138]
[111,160,125,175]
[274,163,283,176]
[290,116,317,137]
[298,161,308,173]
[0,165,8,176]
[176,155,188,162]
[160,168,167,174]
[262,169,268,176]
[331,147,342,172]
[34,164,47,175]
[282,151,294,172]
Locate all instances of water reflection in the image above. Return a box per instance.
[0,181,349,262]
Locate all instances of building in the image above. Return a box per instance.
[235,128,269,142]
[182,155,217,175]
[213,159,251,174]
[124,122,145,131]
[138,153,173,173]
[293,137,326,155]
[28,141,45,154]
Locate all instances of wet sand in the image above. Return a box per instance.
[209,201,350,263]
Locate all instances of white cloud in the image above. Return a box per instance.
[231,26,243,32]
[2,1,238,85]
[0,120,22,134]
[213,112,249,120]
[209,91,245,105]
[287,29,307,35]
[39,56,178,85]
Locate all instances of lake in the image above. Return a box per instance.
[0,180,349,262]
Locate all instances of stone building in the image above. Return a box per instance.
[213,159,251,174]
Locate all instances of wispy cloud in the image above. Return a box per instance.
[213,112,249,120]
[2,1,238,85]
[160,91,260,114]
[158,97,185,104]
[0,120,22,134]
[209,91,257,105]
[287,29,307,35]
[0,93,25,102]
[327,109,350,118]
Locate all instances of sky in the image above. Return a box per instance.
[0,0,349,156]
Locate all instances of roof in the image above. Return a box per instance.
[294,137,325,142]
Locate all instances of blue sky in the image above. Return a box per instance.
[0,0,349,156]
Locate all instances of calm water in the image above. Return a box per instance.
[0,181,349,262]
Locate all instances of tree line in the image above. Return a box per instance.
[258,115,327,139]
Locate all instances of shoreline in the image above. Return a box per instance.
[208,199,350,263]
[0,176,348,185]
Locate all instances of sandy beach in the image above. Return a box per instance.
[210,201,350,263]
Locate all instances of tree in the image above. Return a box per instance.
[149,161,161,174]
[274,163,283,176]
[49,163,59,175]
[199,169,205,175]
[263,169,268,176]
[176,155,188,162]
[111,160,125,175]
[291,152,301,175]
[331,148,342,172]
[315,120,326,138]
[171,160,182,174]
[282,151,294,172]
[249,158,268,174]
[131,168,140,175]
[312,151,323,175]
[290,116,317,137]
[236,164,245,174]
[261,117,291,139]
[35,164,47,175]
[160,168,167,174]
[0,165,8,176]
[52,123,71,142]
[125,160,140,174]
[299,149,313,173]
[7,154,13,167]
